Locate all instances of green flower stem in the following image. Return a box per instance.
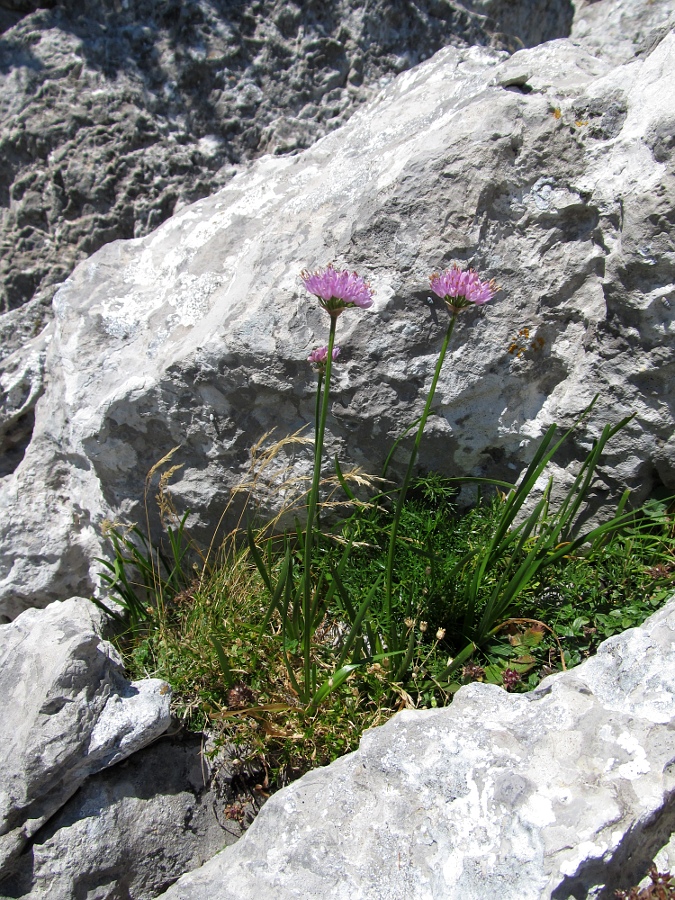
[313,370,324,527]
[303,315,338,700]
[314,372,324,461]
[384,312,458,652]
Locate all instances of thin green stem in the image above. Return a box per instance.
[384,312,458,652]
[303,317,338,700]
[314,372,324,463]
[314,371,324,530]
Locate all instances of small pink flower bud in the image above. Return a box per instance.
[307,345,340,365]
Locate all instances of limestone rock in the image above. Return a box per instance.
[0,325,48,478]
[0,733,250,900]
[572,0,675,64]
[0,597,171,880]
[160,596,675,900]
[464,0,573,48]
[1,10,673,620]
[0,0,523,319]
[0,0,563,486]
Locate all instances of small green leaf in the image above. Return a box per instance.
[484,664,503,684]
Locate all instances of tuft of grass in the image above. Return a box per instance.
[106,432,396,788]
[110,468,674,789]
[96,404,674,794]
[119,538,399,787]
[325,479,674,697]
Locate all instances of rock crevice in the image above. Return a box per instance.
[161,597,675,900]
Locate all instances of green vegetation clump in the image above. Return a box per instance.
[102,465,674,789]
[93,262,675,792]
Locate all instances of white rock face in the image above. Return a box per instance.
[571,0,675,63]
[160,596,675,900]
[0,0,565,492]
[0,8,674,619]
[0,597,171,881]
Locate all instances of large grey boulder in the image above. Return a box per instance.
[1,5,673,620]
[0,597,171,881]
[1,733,249,900]
[0,0,566,525]
[160,595,675,900]
[0,0,527,322]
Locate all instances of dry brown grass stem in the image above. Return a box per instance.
[157,465,186,525]
[129,429,383,602]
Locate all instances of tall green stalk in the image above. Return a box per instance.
[314,371,324,465]
[302,315,338,698]
[384,312,458,652]
[313,368,324,530]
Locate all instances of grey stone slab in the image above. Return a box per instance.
[0,733,247,900]
[0,597,171,881]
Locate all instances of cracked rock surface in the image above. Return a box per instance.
[160,595,675,900]
[0,731,251,900]
[0,597,171,881]
[0,0,573,512]
[0,0,544,325]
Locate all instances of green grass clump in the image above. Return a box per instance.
[327,479,674,697]
[116,536,397,786]
[108,473,674,790]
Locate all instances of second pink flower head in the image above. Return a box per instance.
[429,264,496,312]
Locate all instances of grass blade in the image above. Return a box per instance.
[336,576,383,669]
[247,526,274,594]
[210,634,235,689]
[334,455,356,501]
[382,416,423,479]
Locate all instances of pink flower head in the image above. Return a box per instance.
[429,264,496,313]
[301,264,374,316]
[307,345,341,365]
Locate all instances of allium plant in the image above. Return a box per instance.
[301,264,372,530]
[250,265,373,706]
[299,266,374,703]
[301,264,374,316]
[384,264,496,666]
